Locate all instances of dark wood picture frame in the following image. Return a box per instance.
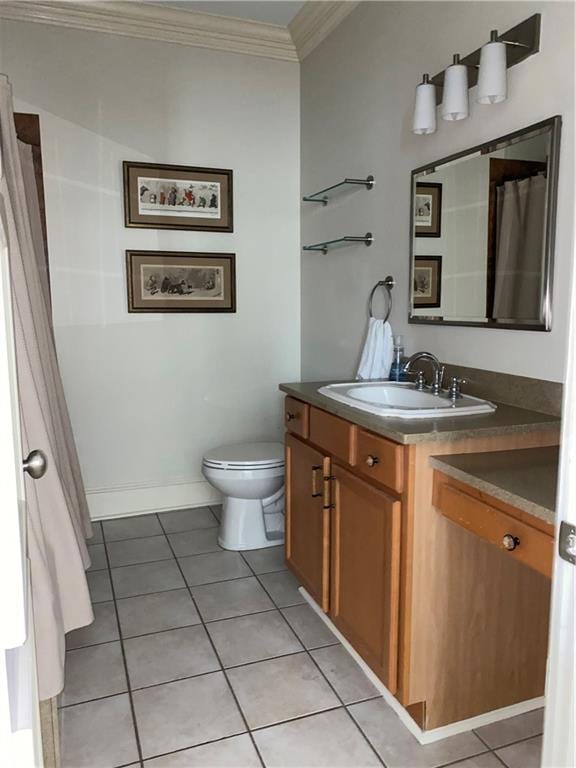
[126,250,236,313]
[414,182,442,237]
[413,255,442,308]
[123,161,233,232]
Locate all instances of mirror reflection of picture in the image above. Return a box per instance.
[414,182,442,237]
[413,255,442,308]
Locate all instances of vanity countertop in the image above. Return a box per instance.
[429,447,559,525]
[279,380,561,446]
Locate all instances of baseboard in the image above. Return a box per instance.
[299,587,545,745]
[86,480,221,520]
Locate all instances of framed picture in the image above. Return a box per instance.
[126,251,236,313]
[414,182,442,237]
[413,255,442,308]
[123,162,233,232]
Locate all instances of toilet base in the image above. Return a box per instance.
[218,496,284,551]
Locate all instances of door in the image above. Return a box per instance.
[0,173,43,765]
[330,463,401,693]
[285,433,331,611]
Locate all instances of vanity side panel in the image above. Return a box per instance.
[405,431,558,729]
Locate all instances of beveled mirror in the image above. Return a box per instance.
[409,116,561,330]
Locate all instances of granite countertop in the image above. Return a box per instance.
[429,447,559,525]
[279,381,561,446]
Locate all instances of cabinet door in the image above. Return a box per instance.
[285,434,331,611]
[330,464,401,692]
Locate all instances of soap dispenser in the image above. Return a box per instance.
[389,335,407,381]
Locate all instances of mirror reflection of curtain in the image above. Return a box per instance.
[492,174,546,321]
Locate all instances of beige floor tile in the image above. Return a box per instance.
[281,604,339,649]
[192,576,273,622]
[253,708,381,767]
[145,733,260,767]
[227,652,339,729]
[61,642,127,707]
[348,698,486,768]
[496,735,542,768]
[158,506,219,533]
[475,709,544,749]
[111,560,184,598]
[311,644,379,704]
[179,550,251,586]
[107,535,173,567]
[241,546,287,574]
[103,514,163,541]
[258,570,304,607]
[133,672,245,758]
[60,694,138,768]
[117,588,200,638]
[125,625,220,688]
[66,602,119,649]
[207,610,302,667]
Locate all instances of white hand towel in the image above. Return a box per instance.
[356,318,394,380]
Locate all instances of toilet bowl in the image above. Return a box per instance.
[202,441,285,550]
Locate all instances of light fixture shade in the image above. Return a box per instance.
[412,78,436,135]
[441,61,469,121]
[477,41,507,104]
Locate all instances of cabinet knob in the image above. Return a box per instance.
[365,454,380,467]
[502,534,520,551]
[285,412,296,422]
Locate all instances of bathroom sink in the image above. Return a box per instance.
[317,381,496,420]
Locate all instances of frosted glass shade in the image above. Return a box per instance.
[441,63,469,121]
[477,41,507,104]
[412,81,436,135]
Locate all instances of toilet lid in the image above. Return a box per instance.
[203,441,285,469]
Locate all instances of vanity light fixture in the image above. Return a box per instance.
[477,30,508,104]
[412,74,437,135]
[441,54,469,121]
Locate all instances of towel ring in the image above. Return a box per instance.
[369,276,395,322]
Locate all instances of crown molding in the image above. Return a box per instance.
[0,1,299,62]
[289,0,359,60]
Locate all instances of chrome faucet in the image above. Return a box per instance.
[402,352,445,395]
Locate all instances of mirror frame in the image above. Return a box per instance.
[408,115,562,331]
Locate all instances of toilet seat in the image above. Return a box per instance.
[202,442,284,471]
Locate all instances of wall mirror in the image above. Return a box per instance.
[409,116,561,331]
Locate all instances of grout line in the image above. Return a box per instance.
[156,514,267,768]
[434,747,494,768]
[108,555,175,571]
[246,563,386,767]
[100,535,146,768]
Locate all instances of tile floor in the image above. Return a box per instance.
[61,507,545,768]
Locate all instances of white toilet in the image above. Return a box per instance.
[202,441,285,550]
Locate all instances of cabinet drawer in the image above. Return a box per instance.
[434,477,553,579]
[309,407,354,464]
[284,397,309,439]
[354,429,404,493]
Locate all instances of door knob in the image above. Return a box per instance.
[23,450,48,480]
[502,534,520,551]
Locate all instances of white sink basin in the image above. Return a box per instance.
[318,381,496,420]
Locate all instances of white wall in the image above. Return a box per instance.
[0,21,301,518]
[301,1,574,382]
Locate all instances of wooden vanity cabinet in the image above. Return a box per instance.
[285,434,331,610]
[330,465,401,692]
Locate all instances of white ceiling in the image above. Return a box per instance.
[153,1,305,26]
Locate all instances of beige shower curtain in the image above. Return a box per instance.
[0,74,94,700]
[492,174,547,321]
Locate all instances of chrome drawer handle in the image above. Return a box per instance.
[365,454,380,467]
[285,412,296,422]
[502,534,520,551]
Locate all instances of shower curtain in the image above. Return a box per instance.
[492,174,547,321]
[0,74,93,700]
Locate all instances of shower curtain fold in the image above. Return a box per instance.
[0,73,93,700]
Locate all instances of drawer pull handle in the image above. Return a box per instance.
[366,454,380,467]
[286,412,297,422]
[502,534,520,551]
[311,465,323,497]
